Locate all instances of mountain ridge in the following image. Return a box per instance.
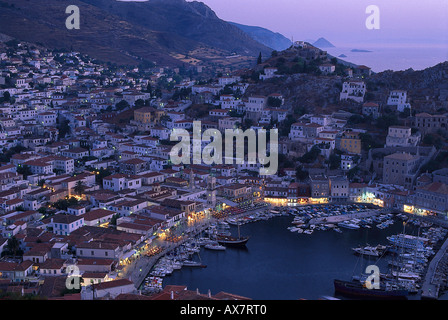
[228,22,292,51]
[0,0,271,67]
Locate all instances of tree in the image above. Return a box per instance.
[57,118,71,139]
[279,114,297,137]
[17,165,33,179]
[53,197,79,211]
[257,52,262,65]
[347,166,360,181]
[134,99,145,108]
[267,97,282,108]
[115,100,130,111]
[376,113,398,130]
[2,91,11,103]
[73,180,86,196]
[299,145,321,163]
[95,168,113,185]
[296,166,309,181]
[38,207,48,215]
[146,83,152,94]
[359,133,382,151]
[328,153,341,170]
[6,236,20,257]
[110,213,120,226]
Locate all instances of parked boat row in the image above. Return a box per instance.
[142,239,210,293]
[285,204,395,235]
[225,210,287,226]
[334,223,448,299]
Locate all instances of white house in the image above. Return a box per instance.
[49,214,85,236]
[386,126,420,147]
[387,90,411,112]
[340,81,366,103]
[259,67,278,80]
[36,112,57,126]
[103,174,142,192]
[318,64,335,74]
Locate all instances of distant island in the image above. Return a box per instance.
[351,49,372,53]
[312,37,335,48]
[338,54,347,58]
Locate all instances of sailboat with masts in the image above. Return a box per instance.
[216,221,250,247]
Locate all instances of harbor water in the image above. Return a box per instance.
[162,215,422,300]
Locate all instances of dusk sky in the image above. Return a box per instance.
[192,0,448,46]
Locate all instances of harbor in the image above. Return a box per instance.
[157,204,448,299]
[122,202,448,300]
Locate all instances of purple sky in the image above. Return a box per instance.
[190,0,448,46]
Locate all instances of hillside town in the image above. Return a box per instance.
[0,39,447,300]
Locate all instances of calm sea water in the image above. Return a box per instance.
[162,216,421,300]
[326,44,448,73]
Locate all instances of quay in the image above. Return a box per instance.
[421,236,448,299]
[308,209,388,225]
[402,212,448,300]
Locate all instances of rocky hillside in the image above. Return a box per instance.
[367,62,448,112]
[81,0,271,58]
[0,0,271,67]
[243,47,448,116]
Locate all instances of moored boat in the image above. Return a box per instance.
[216,235,250,247]
[338,221,360,229]
[204,243,226,251]
[334,279,408,300]
[183,260,207,268]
